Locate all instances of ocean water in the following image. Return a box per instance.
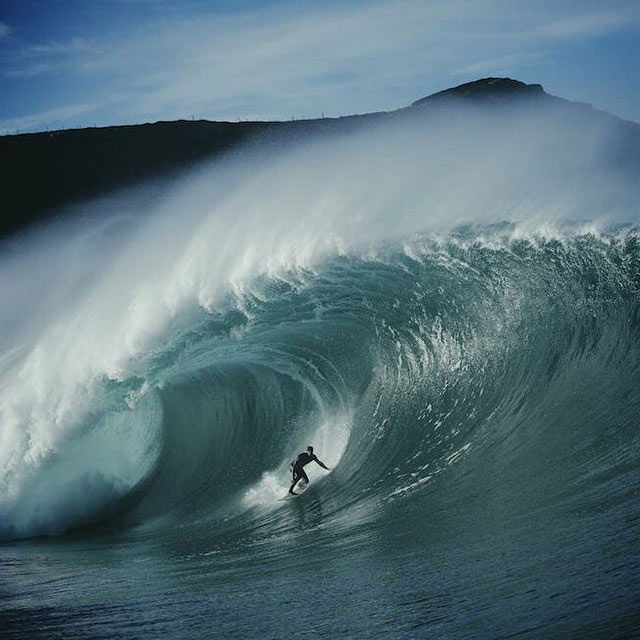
[2,103,640,639]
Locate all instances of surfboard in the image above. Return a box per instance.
[280,481,308,500]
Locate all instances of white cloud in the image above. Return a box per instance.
[2,0,640,130]
[110,0,637,119]
[454,53,544,77]
[2,36,103,79]
[4,63,53,79]
[69,0,503,119]
[536,9,639,39]
[25,37,100,57]
[0,102,100,135]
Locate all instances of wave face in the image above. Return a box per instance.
[117,226,640,530]
[2,102,640,638]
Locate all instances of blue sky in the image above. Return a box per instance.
[1,0,639,134]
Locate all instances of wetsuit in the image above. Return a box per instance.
[290,452,328,493]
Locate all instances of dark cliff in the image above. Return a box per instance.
[1,77,638,240]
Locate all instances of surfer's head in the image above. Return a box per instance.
[307,446,314,453]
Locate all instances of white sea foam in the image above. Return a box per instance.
[243,413,352,507]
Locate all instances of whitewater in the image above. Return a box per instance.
[1,99,640,639]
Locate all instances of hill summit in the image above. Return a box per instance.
[412,78,545,107]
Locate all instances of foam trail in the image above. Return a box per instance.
[243,413,352,506]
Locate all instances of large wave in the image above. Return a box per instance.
[1,99,639,542]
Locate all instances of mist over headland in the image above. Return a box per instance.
[2,77,639,240]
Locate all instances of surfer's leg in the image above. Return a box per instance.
[289,468,301,493]
[300,469,309,485]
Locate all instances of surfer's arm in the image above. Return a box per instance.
[314,456,329,470]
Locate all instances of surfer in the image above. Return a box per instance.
[289,446,329,494]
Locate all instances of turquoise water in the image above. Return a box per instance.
[2,101,640,638]
[3,229,640,638]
